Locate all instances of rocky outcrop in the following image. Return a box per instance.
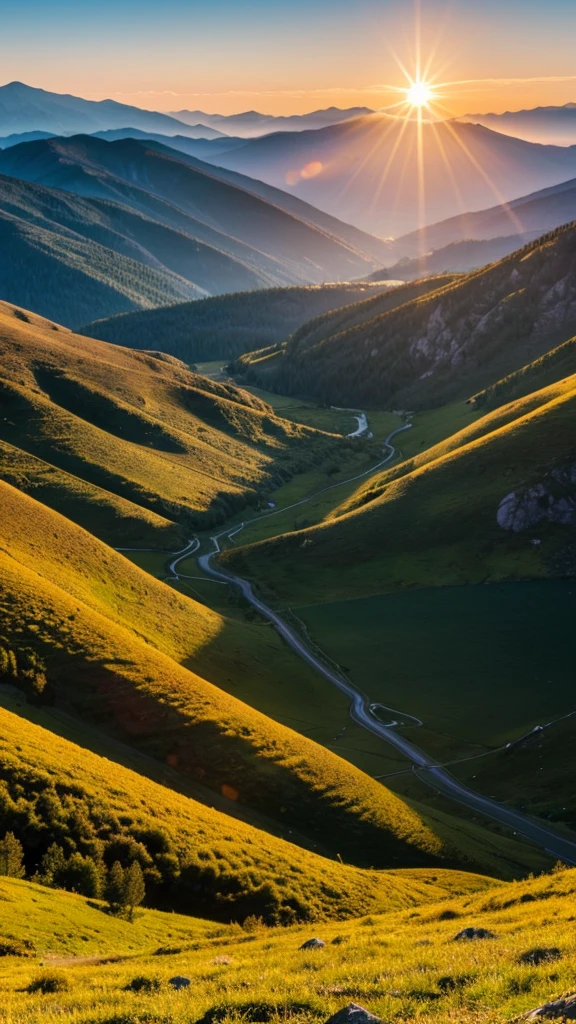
[324,1003,383,1024]
[523,991,576,1019]
[497,463,576,531]
[299,938,326,950]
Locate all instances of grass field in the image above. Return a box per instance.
[4,867,576,1024]
[296,581,575,758]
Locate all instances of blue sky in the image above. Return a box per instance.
[3,0,576,115]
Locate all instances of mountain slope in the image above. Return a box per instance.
[201,114,576,236]
[80,282,404,363]
[0,136,385,284]
[0,172,281,325]
[235,224,576,409]
[0,472,451,876]
[0,707,482,922]
[0,301,348,542]
[457,103,576,146]
[472,337,576,411]
[0,80,209,138]
[224,373,576,604]
[397,174,576,256]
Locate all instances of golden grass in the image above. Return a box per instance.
[4,866,576,1024]
[0,708,492,924]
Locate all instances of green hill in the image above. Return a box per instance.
[223,373,576,604]
[472,335,576,411]
[80,283,399,364]
[5,866,576,1024]
[0,301,350,543]
[234,224,576,409]
[0,708,489,923]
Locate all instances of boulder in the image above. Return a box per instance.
[453,927,496,941]
[524,992,576,1019]
[169,975,191,990]
[299,938,326,950]
[324,1003,383,1024]
[518,948,562,967]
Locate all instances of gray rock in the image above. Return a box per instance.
[453,927,496,941]
[299,938,326,950]
[324,1003,383,1024]
[169,975,191,990]
[524,992,576,1019]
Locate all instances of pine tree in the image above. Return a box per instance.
[0,832,25,877]
[106,860,125,913]
[123,861,146,922]
[38,843,66,887]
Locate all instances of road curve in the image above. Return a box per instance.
[182,428,576,864]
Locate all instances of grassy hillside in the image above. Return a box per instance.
[0,302,351,542]
[80,283,398,364]
[472,336,576,411]
[0,463,463,875]
[0,708,488,922]
[6,866,576,1024]
[234,225,576,409]
[223,373,576,604]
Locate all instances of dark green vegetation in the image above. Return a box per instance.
[235,224,576,409]
[472,336,576,411]
[81,283,396,363]
[296,581,574,760]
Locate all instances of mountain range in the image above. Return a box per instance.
[0,80,220,138]
[201,113,576,236]
[457,103,576,146]
[170,105,375,137]
[0,136,391,325]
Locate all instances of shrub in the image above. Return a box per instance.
[243,915,267,933]
[27,971,70,994]
[0,938,34,957]
[124,976,162,993]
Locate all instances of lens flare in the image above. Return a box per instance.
[406,80,433,107]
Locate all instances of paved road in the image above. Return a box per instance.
[175,427,576,864]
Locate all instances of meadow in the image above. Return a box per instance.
[3,866,576,1024]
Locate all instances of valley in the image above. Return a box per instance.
[0,47,574,1024]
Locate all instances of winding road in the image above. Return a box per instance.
[170,424,576,865]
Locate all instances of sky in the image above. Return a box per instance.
[3,0,576,116]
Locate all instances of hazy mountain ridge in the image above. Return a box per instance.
[0,80,216,138]
[196,113,576,236]
[0,135,386,286]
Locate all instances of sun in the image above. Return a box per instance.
[406,79,434,108]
